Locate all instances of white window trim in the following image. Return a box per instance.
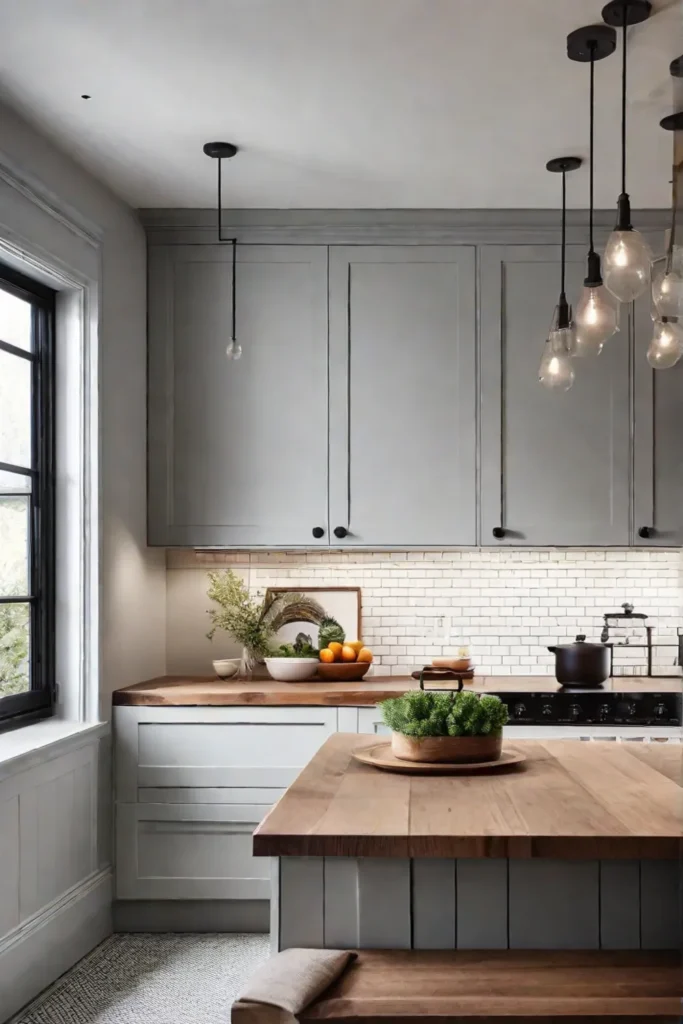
[0,152,102,729]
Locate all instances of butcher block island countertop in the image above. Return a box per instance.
[253,735,682,860]
[111,674,679,705]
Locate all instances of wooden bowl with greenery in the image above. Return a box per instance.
[379,690,509,764]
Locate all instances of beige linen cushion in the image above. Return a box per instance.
[232,948,356,1024]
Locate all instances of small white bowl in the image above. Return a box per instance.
[264,657,319,682]
[212,658,240,679]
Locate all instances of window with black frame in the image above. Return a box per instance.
[0,262,55,729]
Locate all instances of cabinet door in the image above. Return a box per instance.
[148,244,329,546]
[633,288,683,545]
[328,246,477,546]
[480,245,630,546]
[116,802,272,900]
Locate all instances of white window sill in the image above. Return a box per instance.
[0,719,108,782]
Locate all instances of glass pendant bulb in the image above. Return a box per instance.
[652,247,683,319]
[538,327,575,391]
[226,340,242,360]
[603,227,652,302]
[574,283,618,357]
[646,319,683,370]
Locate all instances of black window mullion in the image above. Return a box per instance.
[0,338,35,360]
[0,262,55,730]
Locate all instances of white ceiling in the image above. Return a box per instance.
[0,0,680,209]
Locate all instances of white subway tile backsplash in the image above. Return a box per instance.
[165,548,683,677]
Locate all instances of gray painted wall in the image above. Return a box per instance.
[0,100,165,1021]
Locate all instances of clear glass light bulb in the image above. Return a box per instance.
[603,229,652,302]
[226,340,242,360]
[538,328,575,391]
[646,319,683,370]
[652,248,683,319]
[573,285,618,357]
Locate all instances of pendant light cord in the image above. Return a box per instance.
[561,169,567,300]
[232,237,237,343]
[589,43,596,255]
[621,6,627,195]
[216,156,237,344]
[666,168,678,273]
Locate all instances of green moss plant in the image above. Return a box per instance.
[379,689,508,738]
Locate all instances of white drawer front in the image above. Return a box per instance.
[116,802,272,900]
[138,787,285,805]
[115,707,338,799]
[357,707,390,736]
[138,721,333,788]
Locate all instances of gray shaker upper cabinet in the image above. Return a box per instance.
[148,244,329,546]
[328,246,477,547]
[633,287,683,546]
[480,245,630,546]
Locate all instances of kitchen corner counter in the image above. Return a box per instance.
[253,734,682,860]
[111,673,680,706]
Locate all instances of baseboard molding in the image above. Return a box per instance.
[1,868,112,1023]
[113,899,269,933]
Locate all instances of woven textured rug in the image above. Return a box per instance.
[13,933,270,1024]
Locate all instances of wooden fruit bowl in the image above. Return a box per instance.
[391,732,502,764]
[316,661,372,682]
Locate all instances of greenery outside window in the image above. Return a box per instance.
[0,261,55,729]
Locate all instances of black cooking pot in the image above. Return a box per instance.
[547,634,611,686]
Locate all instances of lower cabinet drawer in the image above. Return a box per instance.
[357,707,391,735]
[116,802,273,900]
[115,707,339,800]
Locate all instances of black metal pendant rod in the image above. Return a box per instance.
[561,169,567,302]
[215,158,237,341]
[620,5,627,195]
[589,44,596,256]
[546,155,581,328]
[203,141,239,344]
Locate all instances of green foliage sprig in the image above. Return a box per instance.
[379,690,508,738]
[206,570,273,657]
[206,570,327,659]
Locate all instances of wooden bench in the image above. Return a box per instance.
[297,950,681,1023]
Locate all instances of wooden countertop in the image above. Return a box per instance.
[252,736,682,860]
[111,674,681,706]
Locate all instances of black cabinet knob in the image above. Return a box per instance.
[333,526,348,539]
[311,526,325,539]
[492,527,506,539]
[638,526,653,539]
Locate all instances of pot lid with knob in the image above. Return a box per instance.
[548,634,610,653]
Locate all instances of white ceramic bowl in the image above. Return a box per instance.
[264,657,319,682]
[212,658,240,679]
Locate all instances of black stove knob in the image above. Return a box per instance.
[541,703,554,717]
[513,702,527,718]
[568,703,582,721]
[627,702,638,718]
[599,703,611,722]
[654,703,668,720]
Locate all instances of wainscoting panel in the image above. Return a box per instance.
[0,795,20,938]
[0,733,108,1023]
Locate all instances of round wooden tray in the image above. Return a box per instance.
[353,743,526,775]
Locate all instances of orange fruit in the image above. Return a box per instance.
[341,645,357,662]
[346,640,364,655]
[328,641,343,660]
[357,647,373,663]
[319,648,335,663]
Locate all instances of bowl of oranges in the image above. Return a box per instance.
[317,641,373,681]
